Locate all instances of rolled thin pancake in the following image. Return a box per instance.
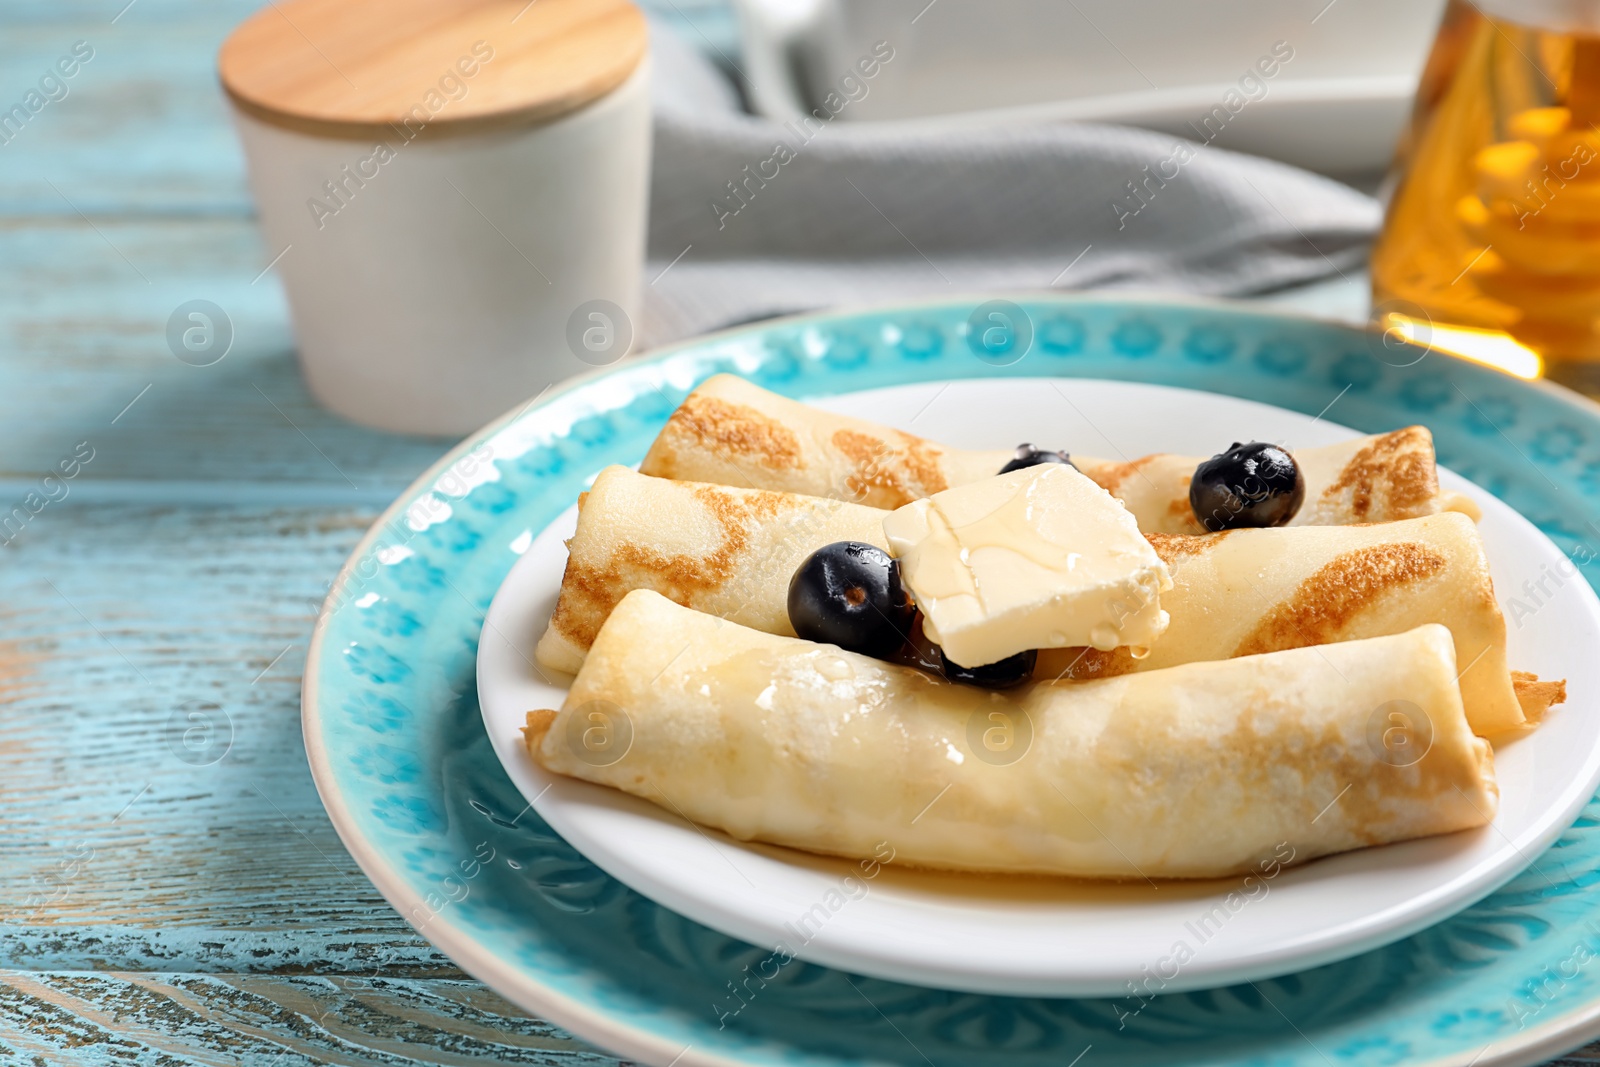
[536,471,1557,734]
[1037,512,1563,735]
[639,373,1008,509]
[535,465,886,675]
[527,592,1497,879]
[639,373,1480,530]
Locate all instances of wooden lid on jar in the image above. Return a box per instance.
[218,0,647,139]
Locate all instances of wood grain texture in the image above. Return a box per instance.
[0,5,259,216]
[1,504,414,946]
[0,216,453,491]
[0,972,628,1065]
[220,0,648,138]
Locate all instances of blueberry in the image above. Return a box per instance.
[1189,441,1305,531]
[938,647,1037,689]
[999,444,1075,475]
[787,541,914,659]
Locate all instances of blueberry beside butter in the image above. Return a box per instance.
[938,647,1037,689]
[787,541,915,660]
[1189,441,1305,532]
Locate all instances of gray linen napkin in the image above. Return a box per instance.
[641,26,1382,346]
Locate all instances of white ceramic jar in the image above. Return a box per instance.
[220,0,652,434]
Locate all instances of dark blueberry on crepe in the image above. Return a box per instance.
[788,541,915,659]
[1189,441,1305,532]
[938,647,1037,689]
[999,444,1075,475]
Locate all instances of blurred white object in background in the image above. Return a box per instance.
[221,0,653,435]
[735,0,1446,177]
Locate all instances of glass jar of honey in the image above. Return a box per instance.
[1371,0,1600,390]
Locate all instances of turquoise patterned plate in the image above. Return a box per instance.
[304,295,1600,1067]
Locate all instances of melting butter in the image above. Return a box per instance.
[884,464,1172,668]
[938,472,1074,574]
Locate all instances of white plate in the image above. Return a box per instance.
[477,377,1600,997]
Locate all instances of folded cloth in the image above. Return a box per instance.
[642,25,1381,346]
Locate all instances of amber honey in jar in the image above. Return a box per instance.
[1371,0,1600,389]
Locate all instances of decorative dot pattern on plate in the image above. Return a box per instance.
[1183,324,1237,363]
[1110,317,1162,356]
[307,296,1600,1067]
[1038,314,1086,355]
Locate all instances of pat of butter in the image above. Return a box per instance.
[882,464,1171,668]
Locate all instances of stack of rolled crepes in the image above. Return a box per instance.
[525,374,1567,879]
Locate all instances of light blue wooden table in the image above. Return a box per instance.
[4,2,1599,1064]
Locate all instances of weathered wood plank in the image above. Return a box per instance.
[3,971,1600,1066]
[0,502,452,974]
[0,8,257,217]
[0,216,454,492]
[0,971,627,1065]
